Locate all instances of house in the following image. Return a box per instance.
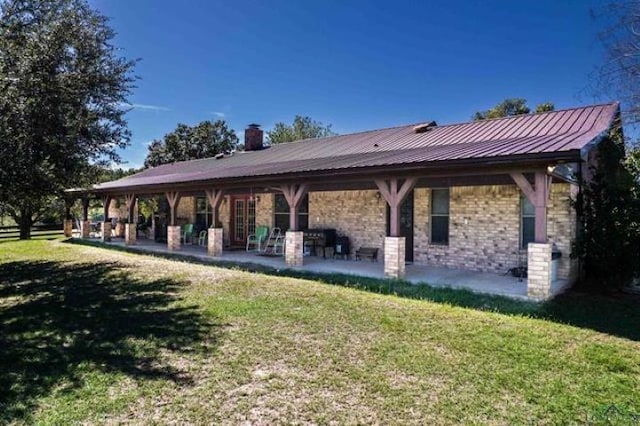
[77,102,621,300]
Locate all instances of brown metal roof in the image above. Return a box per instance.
[95,102,619,192]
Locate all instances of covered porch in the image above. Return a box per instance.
[96,236,571,300]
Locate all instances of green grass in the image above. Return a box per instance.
[1,240,639,424]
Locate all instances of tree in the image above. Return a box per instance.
[144,120,238,168]
[572,129,640,290]
[267,115,335,144]
[592,1,640,124]
[473,98,554,120]
[0,0,135,239]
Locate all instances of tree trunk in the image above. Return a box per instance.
[18,208,33,240]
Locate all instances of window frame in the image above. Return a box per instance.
[274,193,309,231]
[520,195,536,249]
[430,188,450,245]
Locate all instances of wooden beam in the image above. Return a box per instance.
[534,171,551,243]
[124,193,136,223]
[375,177,418,237]
[102,195,111,222]
[277,184,308,231]
[205,189,224,227]
[165,191,180,226]
[510,171,552,243]
[81,197,90,221]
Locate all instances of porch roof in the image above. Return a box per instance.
[93,102,619,193]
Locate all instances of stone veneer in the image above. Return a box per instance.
[63,219,73,237]
[208,228,223,256]
[81,220,91,239]
[285,231,304,266]
[527,242,552,300]
[310,190,386,260]
[101,221,111,242]
[384,236,406,279]
[124,223,136,245]
[167,225,181,251]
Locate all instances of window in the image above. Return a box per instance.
[430,188,449,244]
[195,197,213,230]
[274,193,309,230]
[521,196,535,248]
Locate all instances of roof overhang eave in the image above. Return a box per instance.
[85,150,582,196]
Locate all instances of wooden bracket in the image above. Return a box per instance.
[277,184,309,231]
[510,171,552,243]
[374,177,418,237]
[205,189,225,227]
[124,193,136,223]
[165,191,180,226]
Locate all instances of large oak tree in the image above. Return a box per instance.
[144,120,238,168]
[0,0,135,239]
[267,115,335,144]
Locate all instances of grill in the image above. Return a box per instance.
[303,229,337,258]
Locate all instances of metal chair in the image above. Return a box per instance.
[198,230,207,246]
[247,226,269,252]
[181,224,194,244]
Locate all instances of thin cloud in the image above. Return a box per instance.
[212,111,227,118]
[118,102,171,112]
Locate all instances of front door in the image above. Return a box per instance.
[386,190,414,262]
[230,195,256,247]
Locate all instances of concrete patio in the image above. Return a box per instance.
[95,237,570,301]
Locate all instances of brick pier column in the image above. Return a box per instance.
[125,223,137,246]
[167,225,181,251]
[101,221,111,242]
[81,220,91,239]
[63,219,73,237]
[527,242,552,300]
[285,231,304,267]
[208,228,223,256]
[384,236,406,279]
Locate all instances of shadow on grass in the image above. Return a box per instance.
[68,238,640,342]
[0,259,218,423]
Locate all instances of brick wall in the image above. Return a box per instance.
[176,197,196,224]
[413,183,576,279]
[309,190,386,260]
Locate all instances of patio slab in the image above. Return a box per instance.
[97,238,568,301]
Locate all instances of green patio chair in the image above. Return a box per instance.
[181,224,194,244]
[246,225,269,252]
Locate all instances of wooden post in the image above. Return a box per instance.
[278,184,308,231]
[374,177,418,236]
[124,193,136,223]
[510,171,551,243]
[81,197,90,221]
[205,189,224,227]
[165,191,180,226]
[102,195,112,222]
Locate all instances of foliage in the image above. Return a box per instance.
[144,120,238,168]
[0,0,136,239]
[473,98,555,120]
[572,130,640,290]
[535,102,555,113]
[592,1,640,124]
[266,115,335,144]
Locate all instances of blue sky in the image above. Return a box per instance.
[92,0,607,168]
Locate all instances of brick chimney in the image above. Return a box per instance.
[244,124,263,151]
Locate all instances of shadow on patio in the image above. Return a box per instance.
[68,238,640,343]
[0,259,219,423]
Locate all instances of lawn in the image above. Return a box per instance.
[1,240,639,424]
